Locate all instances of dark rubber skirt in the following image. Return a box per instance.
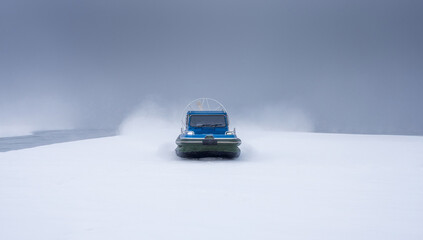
[175,148,240,159]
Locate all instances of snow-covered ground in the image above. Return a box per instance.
[1,127,423,240]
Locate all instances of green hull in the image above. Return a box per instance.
[175,137,241,159]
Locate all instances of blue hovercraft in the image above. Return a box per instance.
[175,98,241,159]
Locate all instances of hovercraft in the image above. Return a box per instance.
[175,98,241,159]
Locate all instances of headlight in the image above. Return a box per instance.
[186,131,195,135]
[225,131,234,135]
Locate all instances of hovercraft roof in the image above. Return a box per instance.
[187,110,227,115]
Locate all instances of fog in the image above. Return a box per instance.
[1,0,423,136]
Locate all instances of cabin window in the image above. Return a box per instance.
[189,115,227,127]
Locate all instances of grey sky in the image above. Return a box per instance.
[1,0,422,135]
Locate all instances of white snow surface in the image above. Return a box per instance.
[1,127,423,240]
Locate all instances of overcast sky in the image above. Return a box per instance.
[1,0,422,135]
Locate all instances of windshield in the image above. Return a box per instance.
[189,115,227,127]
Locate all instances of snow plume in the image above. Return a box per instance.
[117,98,182,158]
[118,99,180,137]
[234,102,314,133]
[117,99,313,161]
[119,99,314,135]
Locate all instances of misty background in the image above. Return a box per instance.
[1,0,422,136]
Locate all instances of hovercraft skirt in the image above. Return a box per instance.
[175,148,240,159]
